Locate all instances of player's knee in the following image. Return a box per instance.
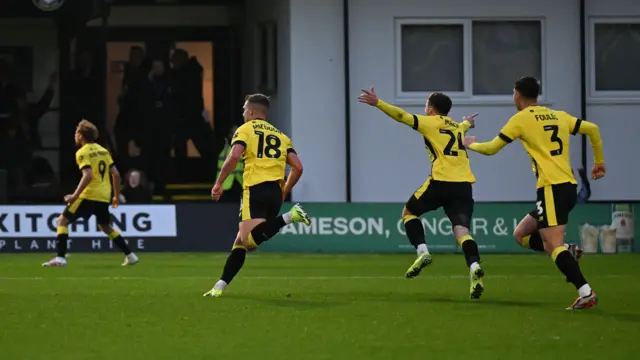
[233,236,242,247]
[451,215,470,230]
[452,225,470,239]
[401,207,417,222]
[100,224,113,234]
[513,228,526,244]
[239,231,251,247]
[513,234,524,245]
[57,216,69,227]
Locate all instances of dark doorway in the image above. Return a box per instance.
[59,26,239,192]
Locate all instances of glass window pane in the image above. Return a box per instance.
[472,21,542,95]
[401,24,464,92]
[594,23,640,91]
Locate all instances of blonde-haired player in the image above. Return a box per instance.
[42,120,139,267]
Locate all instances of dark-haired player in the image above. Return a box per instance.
[358,87,484,299]
[464,77,605,310]
[42,120,139,267]
[204,94,311,297]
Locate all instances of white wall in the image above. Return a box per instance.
[0,19,60,172]
[585,0,640,201]
[348,0,582,202]
[289,0,346,201]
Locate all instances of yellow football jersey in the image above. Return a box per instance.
[75,143,114,202]
[232,119,295,188]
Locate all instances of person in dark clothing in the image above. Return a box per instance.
[66,51,105,137]
[0,118,31,202]
[26,71,57,149]
[114,46,150,170]
[142,59,174,196]
[63,51,109,187]
[0,59,24,135]
[121,169,152,204]
[170,49,215,173]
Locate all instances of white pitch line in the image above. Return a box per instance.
[0,274,632,281]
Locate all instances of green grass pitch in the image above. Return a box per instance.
[1,253,639,360]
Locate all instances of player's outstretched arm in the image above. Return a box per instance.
[283,151,303,200]
[358,87,416,129]
[465,115,520,156]
[460,113,479,132]
[374,99,416,128]
[464,135,509,156]
[574,119,606,179]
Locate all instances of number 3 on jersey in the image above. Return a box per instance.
[440,129,467,156]
[544,125,563,156]
[255,131,282,158]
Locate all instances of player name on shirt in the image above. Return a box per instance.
[78,149,110,163]
[534,113,558,121]
[251,122,283,134]
[443,118,461,128]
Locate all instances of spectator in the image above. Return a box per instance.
[142,59,174,195]
[121,169,152,204]
[170,49,215,174]
[0,118,31,202]
[0,58,24,135]
[0,59,31,202]
[63,50,108,186]
[67,51,104,139]
[114,46,150,170]
[26,71,57,149]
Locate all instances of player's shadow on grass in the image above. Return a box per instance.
[79,263,141,269]
[232,295,344,309]
[427,297,547,308]
[320,291,546,307]
[578,310,640,323]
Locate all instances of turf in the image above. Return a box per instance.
[0,253,639,360]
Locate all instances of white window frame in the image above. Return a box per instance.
[394,18,546,105]
[588,17,640,101]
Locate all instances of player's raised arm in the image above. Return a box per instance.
[568,117,606,179]
[459,113,479,132]
[465,115,521,156]
[358,87,417,129]
[282,143,303,200]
